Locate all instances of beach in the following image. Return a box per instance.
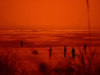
[0,30,100,74]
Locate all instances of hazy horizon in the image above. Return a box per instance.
[0,29,100,31]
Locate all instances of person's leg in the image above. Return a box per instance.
[49,52,50,56]
[65,52,66,57]
[74,54,75,59]
[49,52,52,60]
[51,52,52,57]
[85,49,86,53]
[72,53,73,58]
[64,52,66,57]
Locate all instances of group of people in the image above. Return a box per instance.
[49,43,87,59]
[20,41,87,59]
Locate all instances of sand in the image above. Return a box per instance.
[0,30,100,74]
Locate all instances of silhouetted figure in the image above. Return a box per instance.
[84,43,86,53]
[49,47,52,60]
[72,47,75,59]
[64,45,67,57]
[21,41,23,46]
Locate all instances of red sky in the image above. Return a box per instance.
[0,0,100,30]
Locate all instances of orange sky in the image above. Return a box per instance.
[0,0,100,30]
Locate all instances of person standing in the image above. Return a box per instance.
[21,41,23,46]
[64,45,67,57]
[84,43,86,53]
[49,47,52,60]
[72,47,75,59]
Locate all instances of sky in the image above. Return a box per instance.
[0,0,100,30]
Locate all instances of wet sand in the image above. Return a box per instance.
[0,30,100,74]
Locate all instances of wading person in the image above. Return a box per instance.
[21,41,23,46]
[64,45,67,57]
[84,43,86,53]
[49,47,52,60]
[72,47,75,59]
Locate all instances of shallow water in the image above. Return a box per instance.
[0,30,100,48]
